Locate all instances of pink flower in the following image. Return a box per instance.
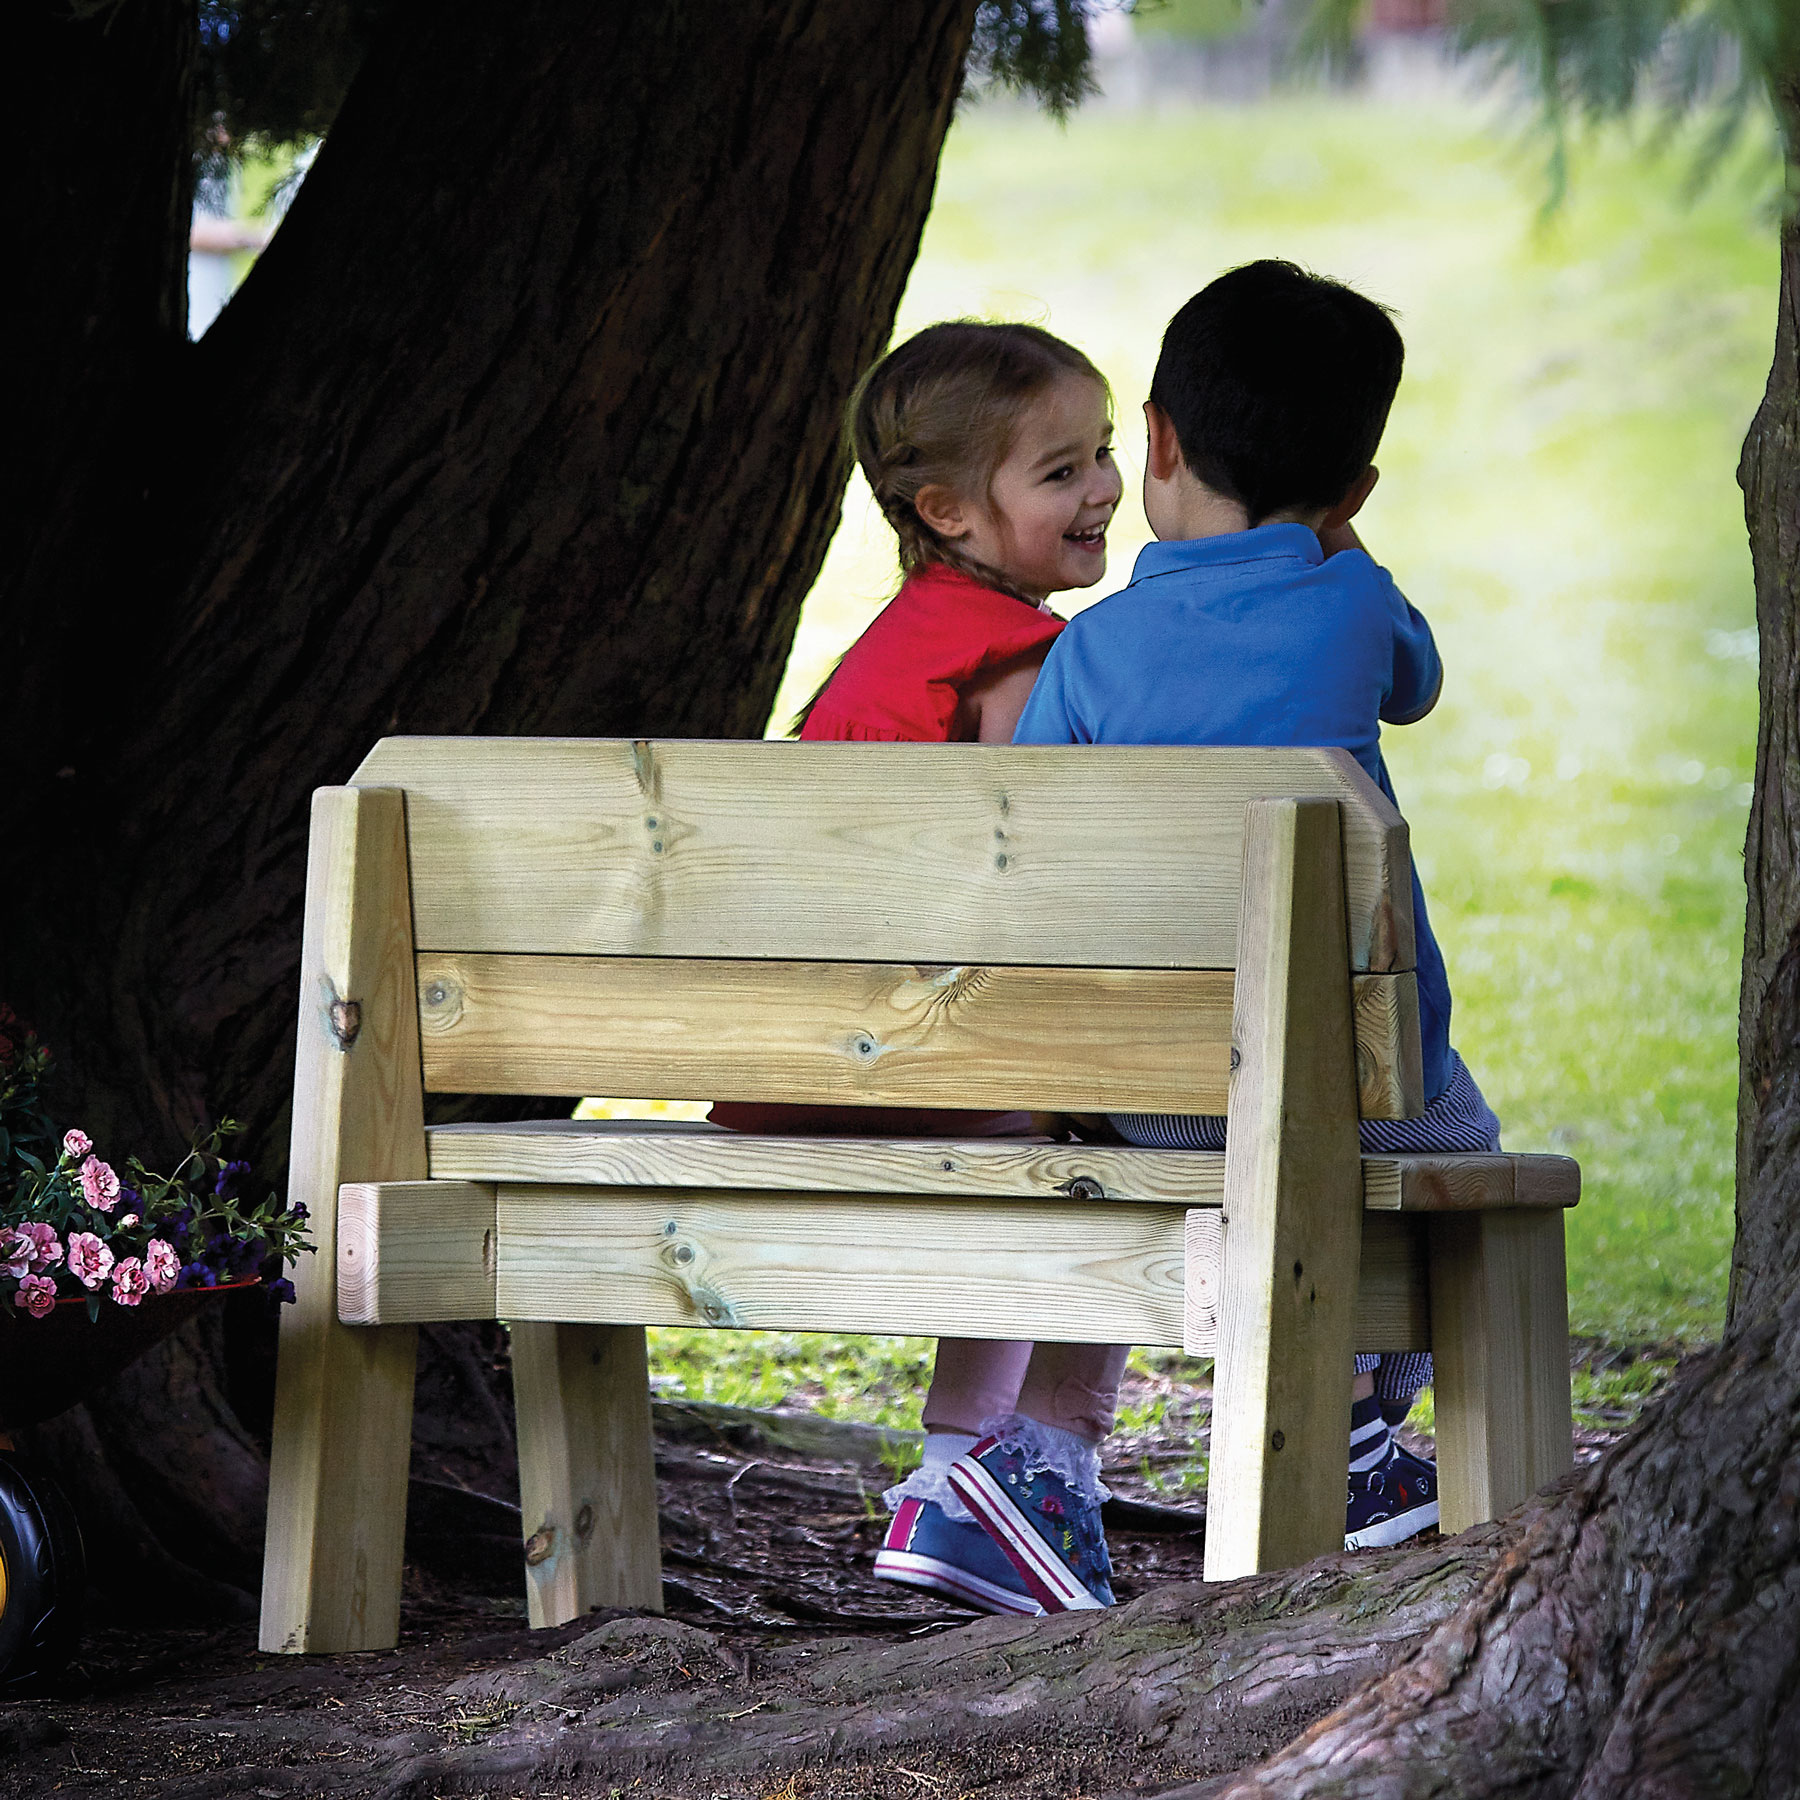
[79,1155,121,1211]
[20,1222,62,1272]
[13,1274,57,1319]
[62,1128,92,1159]
[117,1214,138,1229]
[144,1238,180,1294]
[111,1257,150,1307]
[65,1230,114,1290]
[0,1228,30,1280]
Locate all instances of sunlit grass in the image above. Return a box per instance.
[636,90,1774,1421]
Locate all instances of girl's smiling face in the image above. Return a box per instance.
[918,373,1122,599]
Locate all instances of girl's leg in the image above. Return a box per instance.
[891,1339,1034,1523]
[1013,1342,1131,1443]
[942,1344,1128,1611]
[922,1338,1033,1435]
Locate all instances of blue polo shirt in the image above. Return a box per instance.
[1014,523,1452,1101]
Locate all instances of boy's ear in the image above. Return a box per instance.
[1323,464,1380,529]
[913,483,970,541]
[1143,400,1184,484]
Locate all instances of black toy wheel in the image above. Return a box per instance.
[0,1447,85,1691]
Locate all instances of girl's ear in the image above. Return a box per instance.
[913,483,970,541]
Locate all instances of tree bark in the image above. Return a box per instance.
[5,0,977,1601]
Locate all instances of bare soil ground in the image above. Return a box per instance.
[0,1362,1639,1800]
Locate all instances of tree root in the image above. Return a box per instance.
[361,1536,1504,1798]
[1162,1313,1800,1799]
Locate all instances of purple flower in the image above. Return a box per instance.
[213,1159,251,1200]
[175,1262,217,1290]
[288,1203,309,1223]
[266,1278,297,1308]
[231,1235,269,1275]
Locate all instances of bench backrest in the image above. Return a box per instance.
[350,737,1422,1119]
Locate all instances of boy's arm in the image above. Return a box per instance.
[1011,634,1085,743]
[1381,570,1443,725]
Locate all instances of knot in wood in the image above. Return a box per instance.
[1064,1176,1106,1202]
[328,999,362,1050]
[574,1504,595,1540]
[524,1527,556,1566]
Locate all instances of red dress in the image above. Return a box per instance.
[713,564,1064,1136]
[799,563,1065,743]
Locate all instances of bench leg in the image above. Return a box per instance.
[1203,798,1365,1580]
[261,786,427,1654]
[511,1322,663,1627]
[1428,1209,1574,1534]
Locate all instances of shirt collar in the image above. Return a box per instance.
[1129,522,1324,584]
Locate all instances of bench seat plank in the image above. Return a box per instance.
[336,1180,1432,1352]
[353,738,1415,974]
[425,1122,1579,1211]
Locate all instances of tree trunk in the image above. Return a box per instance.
[5,0,977,1604]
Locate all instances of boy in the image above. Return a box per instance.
[1009,259,1502,1549]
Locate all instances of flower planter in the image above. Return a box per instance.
[0,1279,261,1434]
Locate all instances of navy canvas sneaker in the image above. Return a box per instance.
[1345,1445,1441,1549]
[947,1431,1115,1612]
[874,1496,1045,1616]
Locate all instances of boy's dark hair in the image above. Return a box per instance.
[1149,261,1403,526]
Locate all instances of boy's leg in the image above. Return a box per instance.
[1345,1359,1440,1550]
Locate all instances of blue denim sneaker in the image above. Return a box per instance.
[1345,1444,1441,1549]
[873,1497,1046,1616]
[947,1425,1115,1611]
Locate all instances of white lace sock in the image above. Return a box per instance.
[884,1429,979,1522]
[975,1412,1111,1510]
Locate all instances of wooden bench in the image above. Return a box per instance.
[258,736,1578,1653]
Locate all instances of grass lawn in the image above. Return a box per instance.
[612,88,1778,1436]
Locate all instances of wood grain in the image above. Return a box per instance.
[352,738,1416,974]
[431,1121,1226,1203]
[415,954,1423,1121]
[1353,970,1424,1120]
[426,1123,1580,1214]
[329,1181,1431,1352]
[416,953,1236,1112]
[1428,1209,1575,1533]
[1205,799,1367,1581]
[1361,1153,1582,1212]
[510,1322,663,1627]
[337,1180,495,1324]
[260,786,427,1655]
[494,1188,1190,1344]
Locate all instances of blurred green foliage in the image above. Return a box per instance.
[699,94,1773,1432]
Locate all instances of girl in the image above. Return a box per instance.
[712,322,1127,1615]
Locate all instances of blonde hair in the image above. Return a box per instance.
[851,320,1110,601]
